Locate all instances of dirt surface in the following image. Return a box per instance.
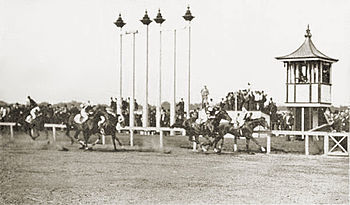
[0,131,349,204]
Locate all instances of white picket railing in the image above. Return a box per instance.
[0,122,186,148]
[118,126,186,148]
[2,121,348,156]
[271,130,349,156]
[0,122,16,140]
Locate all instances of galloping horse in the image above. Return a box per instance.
[213,117,269,153]
[86,106,125,151]
[65,105,94,146]
[182,108,232,151]
[22,105,49,140]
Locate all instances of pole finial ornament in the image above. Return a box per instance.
[305,24,312,38]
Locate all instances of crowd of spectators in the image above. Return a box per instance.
[326,109,350,132]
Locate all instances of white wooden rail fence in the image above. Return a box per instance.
[1,122,348,156]
[0,122,16,140]
[0,122,186,148]
[271,130,349,156]
[192,130,349,156]
[119,126,186,149]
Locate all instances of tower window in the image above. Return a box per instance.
[322,64,330,84]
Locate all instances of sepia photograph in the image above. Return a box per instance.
[0,0,349,204]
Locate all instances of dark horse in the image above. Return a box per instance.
[213,117,269,154]
[182,108,232,151]
[65,105,94,147]
[22,105,50,140]
[86,106,126,151]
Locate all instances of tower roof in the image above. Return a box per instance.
[276,25,338,62]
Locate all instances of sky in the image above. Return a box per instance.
[0,0,349,106]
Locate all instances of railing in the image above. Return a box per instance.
[0,122,186,148]
[44,124,67,142]
[2,121,347,156]
[0,122,16,140]
[192,130,349,156]
[270,130,349,156]
[119,126,186,148]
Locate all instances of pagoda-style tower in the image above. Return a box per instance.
[276,25,338,131]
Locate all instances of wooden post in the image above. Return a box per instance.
[301,107,305,139]
[101,134,105,145]
[324,134,329,155]
[267,134,271,154]
[159,130,163,149]
[347,133,350,155]
[10,125,14,141]
[52,126,56,142]
[130,128,134,147]
[305,134,309,155]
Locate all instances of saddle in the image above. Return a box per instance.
[74,114,88,124]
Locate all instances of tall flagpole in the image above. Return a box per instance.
[183,6,194,119]
[154,9,166,129]
[114,14,126,100]
[170,29,176,133]
[141,10,152,128]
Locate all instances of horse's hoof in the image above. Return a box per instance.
[247,152,255,155]
[201,146,207,152]
[260,147,266,152]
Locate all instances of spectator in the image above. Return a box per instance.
[201,85,209,108]
[176,98,185,117]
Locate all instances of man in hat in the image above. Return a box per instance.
[201,85,209,109]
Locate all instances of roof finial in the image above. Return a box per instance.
[305,24,312,38]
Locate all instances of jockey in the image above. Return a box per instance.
[238,107,248,127]
[195,109,208,125]
[27,96,40,120]
[206,106,216,120]
[0,107,6,120]
[79,102,90,123]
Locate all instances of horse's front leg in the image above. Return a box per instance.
[74,130,86,147]
[246,137,251,154]
[114,132,123,147]
[233,136,238,152]
[250,136,266,153]
[213,136,223,153]
[91,134,101,148]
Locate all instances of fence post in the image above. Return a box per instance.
[101,134,105,145]
[324,134,329,155]
[130,128,134,147]
[10,125,14,141]
[52,126,56,142]
[266,134,271,154]
[305,134,309,155]
[159,130,163,149]
[347,133,350,155]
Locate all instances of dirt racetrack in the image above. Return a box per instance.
[0,130,349,204]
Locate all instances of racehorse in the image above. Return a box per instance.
[182,108,232,151]
[65,105,93,146]
[22,105,48,140]
[86,106,125,151]
[213,117,269,154]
